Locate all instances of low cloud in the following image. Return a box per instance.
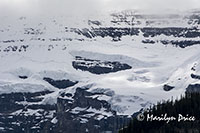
[0,0,199,17]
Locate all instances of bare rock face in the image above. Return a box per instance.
[0,91,56,133]
[0,87,131,133]
[43,77,78,89]
[163,84,174,91]
[70,27,200,48]
[52,87,131,133]
[186,84,200,93]
[163,85,174,91]
[72,56,132,74]
[191,74,200,80]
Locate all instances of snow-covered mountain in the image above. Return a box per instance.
[1,10,200,132]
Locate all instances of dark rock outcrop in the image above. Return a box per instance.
[72,56,132,74]
[186,84,200,93]
[70,27,140,39]
[43,77,78,89]
[19,76,28,79]
[141,27,200,38]
[163,84,174,91]
[52,87,131,133]
[191,74,200,80]
[142,39,155,44]
[0,91,56,133]
[72,27,200,40]
[171,40,200,48]
[67,25,200,48]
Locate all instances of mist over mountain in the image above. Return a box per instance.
[0,0,199,16]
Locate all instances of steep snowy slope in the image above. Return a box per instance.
[1,10,200,132]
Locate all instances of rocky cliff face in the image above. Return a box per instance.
[0,87,131,133]
[53,87,130,133]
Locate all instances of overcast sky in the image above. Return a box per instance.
[0,0,200,16]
